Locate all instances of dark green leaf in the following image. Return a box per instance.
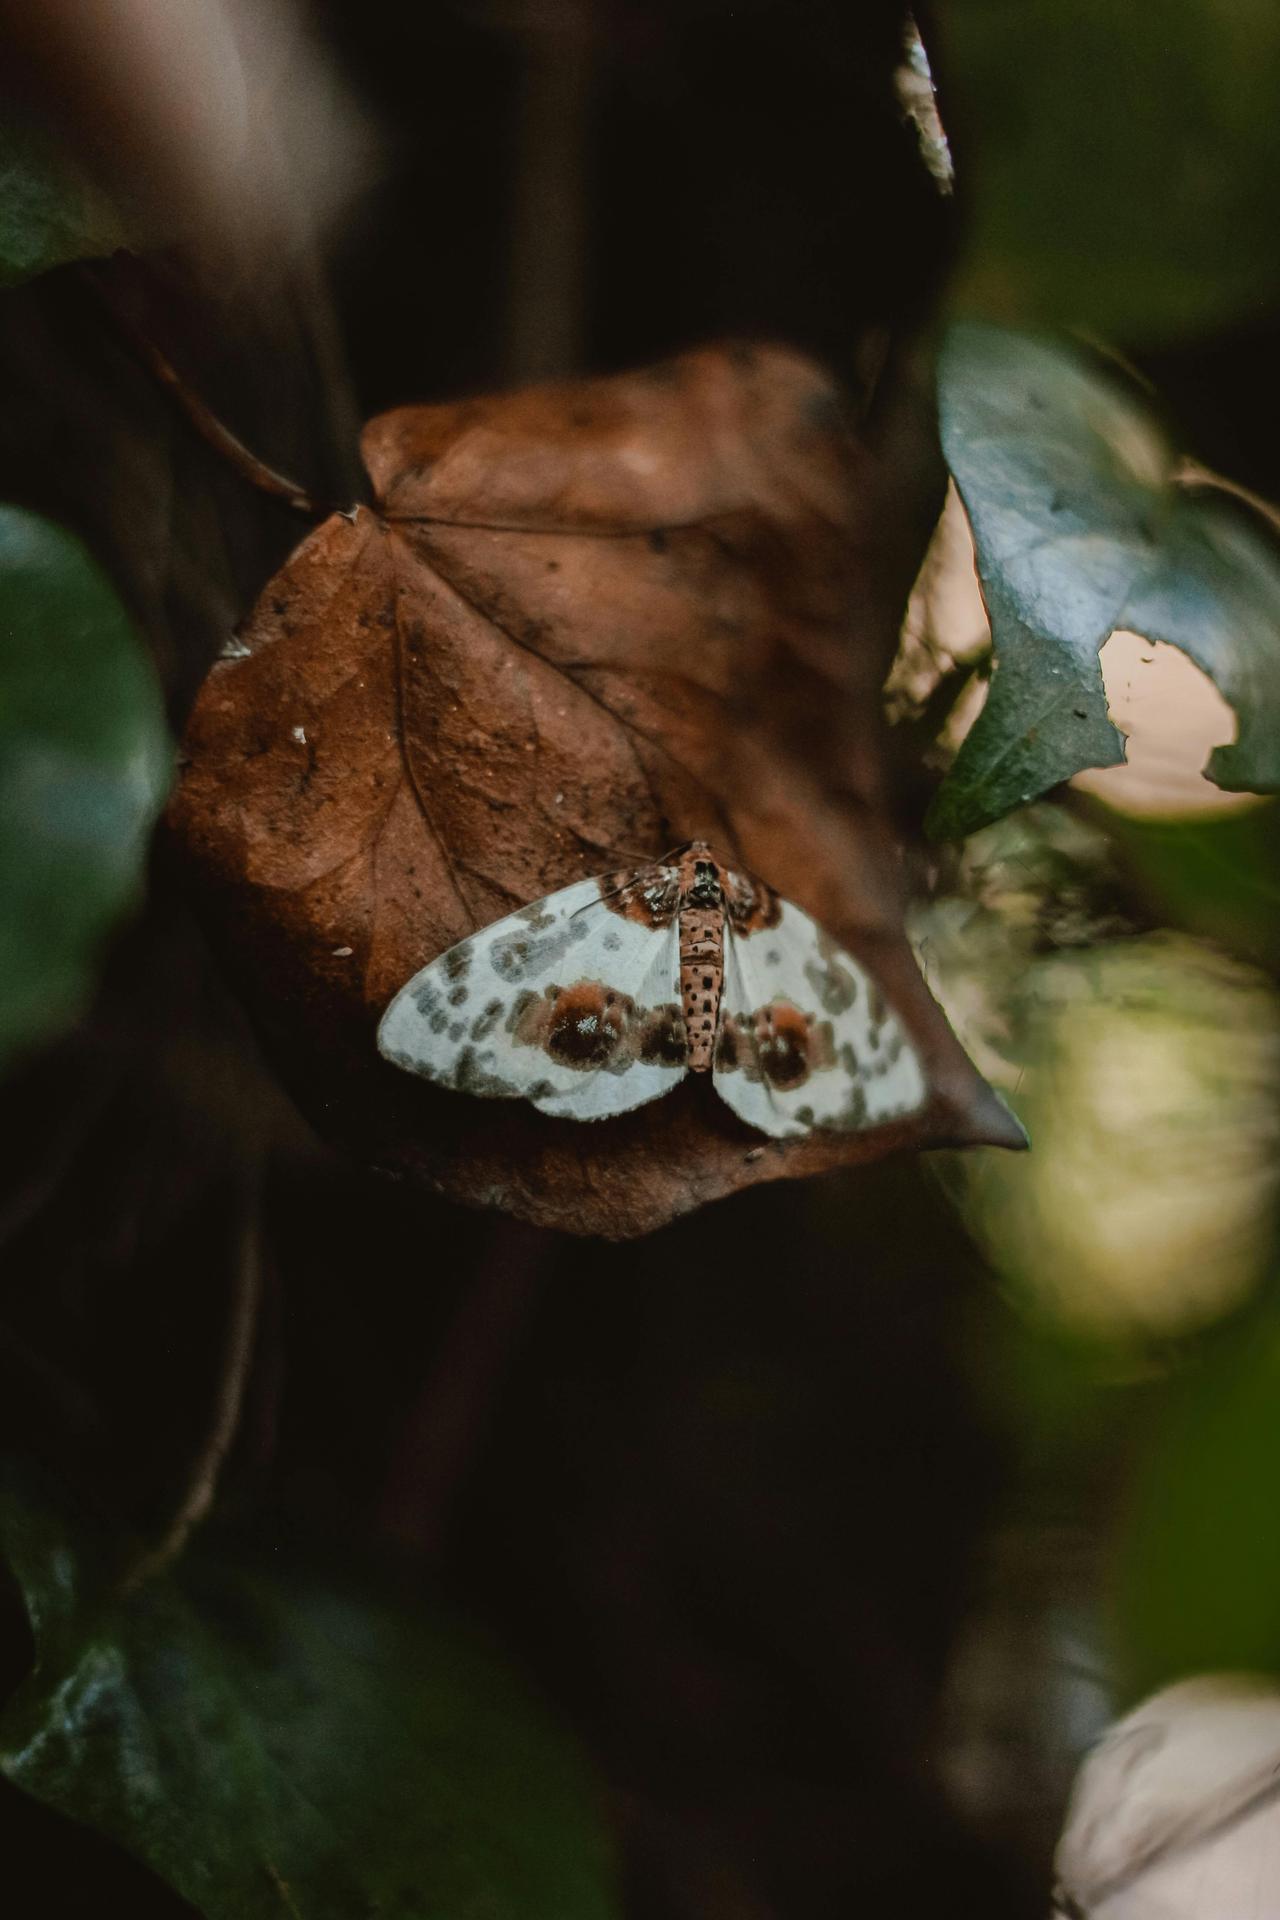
[0,114,126,286]
[929,324,1280,840]
[0,506,169,1069]
[935,0,1280,345]
[1114,1299,1280,1700]
[1107,801,1280,972]
[0,1472,619,1920]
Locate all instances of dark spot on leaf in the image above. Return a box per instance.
[803,389,845,436]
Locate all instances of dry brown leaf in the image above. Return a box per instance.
[167,343,1022,1238]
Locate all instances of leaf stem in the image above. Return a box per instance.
[1174,458,1280,539]
[82,260,331,521]
[121,1169,264,1593]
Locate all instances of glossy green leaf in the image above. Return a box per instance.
[0,114,126,286]
[0,1472,619,1920]
[1114,1300,1280,1699]
[929,324,1280,840]
[935,0,1280,345]
[0,506,169,1069]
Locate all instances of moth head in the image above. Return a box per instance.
[689,858,723,906]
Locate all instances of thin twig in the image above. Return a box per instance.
[121,1170,265,1593]
[1174,457,1280,538]
[81,260,331,520]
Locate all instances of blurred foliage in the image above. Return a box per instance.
[930,324,1280,839]
[965,933,1279,1334]
[1114,1295,1280,1699]
[917,805,1280,1341]
[0,113,125,286]
[935,0,1280,346]
[0,1468,618,1920]
[1109,802,1280,973]
[0,506,169,1073]
[920,788,1280,1862]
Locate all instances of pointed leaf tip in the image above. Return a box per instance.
[935,1074,1030,1153]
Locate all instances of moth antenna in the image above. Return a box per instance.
[567,839,698,920]
[571,868,672,920]
[587,835,695,866]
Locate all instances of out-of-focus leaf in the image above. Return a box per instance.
[935,933,1279,1338]
[0,506,169,1070]
[0,1471,618,1920]
[930,324,1280,840]
[936,0,1280,345]
[916,808,1280,1338]
[0,114,126,286]
[1114,1302,1280,1698]
[1106,801,1280,972]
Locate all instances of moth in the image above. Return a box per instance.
[377,841,926,1138]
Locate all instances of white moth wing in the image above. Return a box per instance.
[712,895,926,1138]
[378,873,689,1121]
[532,922,686,1120]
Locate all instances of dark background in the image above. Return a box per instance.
[2,3,1277,1914]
